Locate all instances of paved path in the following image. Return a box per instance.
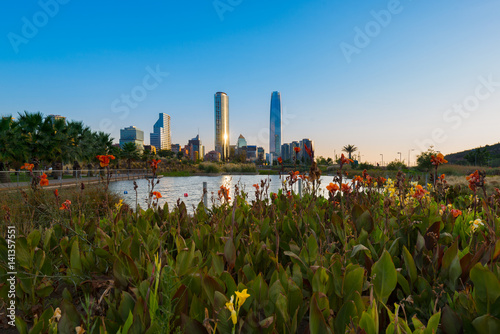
[0,173,153,191]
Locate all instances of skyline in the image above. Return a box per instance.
[1,0,499,164]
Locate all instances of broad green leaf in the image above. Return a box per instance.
[424,312,441,334]
[70,239,82,273]
[472,314,500,333]
[359,312,377,334]
[372,250,397,303]
[470,263,500,315]
[310,294,332,334]
[343,266,364,302]
[402,245,417,285]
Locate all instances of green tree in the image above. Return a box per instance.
[416,148,437,171]
[121,142,140,170]
[464,147,490,166]
[342,144,358,160]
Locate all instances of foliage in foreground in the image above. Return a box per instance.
[1,167,500,333]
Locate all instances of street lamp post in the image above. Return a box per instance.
[408,149,415,167]
[380,154,384,166]
[397,152,402,162]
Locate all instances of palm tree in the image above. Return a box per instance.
[342,144,358,160]
[121,142,140,170]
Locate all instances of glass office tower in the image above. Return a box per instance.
[214,92,229,161]
[150,113,171,151]
[269,91,282,159]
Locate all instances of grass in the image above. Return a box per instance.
[160,171,193,177]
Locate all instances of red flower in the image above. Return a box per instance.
[59,199,71,210]
[466,170,480,191]
[96,155,115,167]
[340,154,353,166]
[294,147,301,153]
[352,176,363,184]
[40,173,49,186]
[326,183,340,193]
[412,185,428,200]
[152,191,162,199]
[149,159,161,170]
[377,177,387,184]
[341,183,351,193]
[184,193,188,197]
[431,153,448,166]
[277,157,283,164]
[253,184,260,191]
[270,192,278,200]
[218,186,231,201]
[54,189,59,198]
[21,163,34,172]
[451,209,462,218]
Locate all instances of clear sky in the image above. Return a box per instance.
[1,0,499,165]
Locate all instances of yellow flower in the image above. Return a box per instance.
[235,289,250,311]
[115,199,123,211]
[75,326,86,334]
[470,219,484,232]
[51,307,62,322]
[225,296,237,325]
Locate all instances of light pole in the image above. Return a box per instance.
[397,152,402,162]
[380,154,384,166]
[408,149,415,167]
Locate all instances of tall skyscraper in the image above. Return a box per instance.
[120,126,144,152]
[269,91,282,160]
[214,92,229,160]
[150,113,171,151]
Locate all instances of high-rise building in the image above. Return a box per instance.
[150,113,171,151]
[120,126,144,152]
[237,134,247,149]
[214,92,229,160]
[187,135,204,161]
[300,138,315,164]
[269,91,282,160]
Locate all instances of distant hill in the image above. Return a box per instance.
[445,143,500,167]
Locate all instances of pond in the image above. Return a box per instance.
[109,174,348,211]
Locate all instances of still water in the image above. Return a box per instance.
[109,175,345,211]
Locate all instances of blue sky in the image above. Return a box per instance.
[1,0,499,164]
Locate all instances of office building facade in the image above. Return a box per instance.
[150,113,171,151]
[214,92,229,160]
[120,126,145,152]
[269,91,282,160]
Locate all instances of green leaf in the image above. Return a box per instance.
[402,245,417,285]
[335,300,357,334]
[310,294,332,334]
[28,230,41,249]
[359,312,377,334]
[441,305,462,334]
[470,263,500,315]
[424,312,441,334]
[15,316,28,334]
[372,250,397,303]
[472,314,500,333]
[343,266,364,302]
[224,238,236,270]
[351,244,370,258]
[441,239,461,289]
[70,239,82,273]
[122,311,133,334]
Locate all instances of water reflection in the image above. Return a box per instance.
[109,175,346,212]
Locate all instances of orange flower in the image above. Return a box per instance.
[218,186,231,201]
[451,209,462,218]
[96,155,115,167]
[152,191,162,199]
[340,154,353,166]
[341,183,351,193]
[253,184,260,191]
[362,169,368,179]
[277,157,283,164]
[54,189,59,197]
[412,185,428,200]
[377,177,387,184]
[326,183,340,193]
[40,173,49,186]
[299,174,309,180]
[59,199,71,210]
[466,170,480,191]
[352,176,363,183]
[431,153,448,166]
[271,192,278,200]
[149,159,161,170]
[439,174,445,181]
[294,147,301,153]
[20,163,34,171]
